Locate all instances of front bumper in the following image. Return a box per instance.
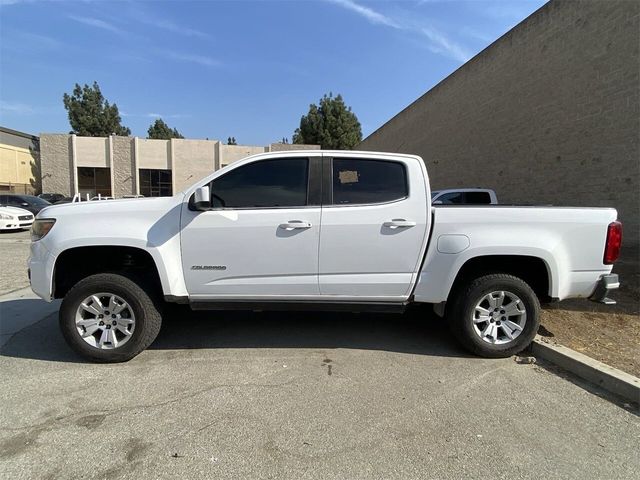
[0,219,33,230]
[28,240,56,302]
[588,274,619,305]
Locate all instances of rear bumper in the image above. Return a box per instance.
[588,274,619,305]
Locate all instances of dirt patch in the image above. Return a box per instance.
[538,248,639,377]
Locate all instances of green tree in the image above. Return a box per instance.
[147,118,184,139]
[63,81,130,136]
[227,136,237,145]
[293,93,362,149]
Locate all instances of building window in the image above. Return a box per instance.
[77,167,111,198]
[139,169,172,197]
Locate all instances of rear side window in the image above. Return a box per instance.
[435,192,464,204]
[332,159,408,205]
[465,192,492,204]
[211,158,308,208]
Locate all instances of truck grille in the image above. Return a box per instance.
[19,215,33,221]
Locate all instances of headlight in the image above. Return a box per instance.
[0,213,13,220]
[31,218,56,241]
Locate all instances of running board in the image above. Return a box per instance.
[189,300,409,313]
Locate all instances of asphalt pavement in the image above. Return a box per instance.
[0,231,638,479]
[0,229,31,294]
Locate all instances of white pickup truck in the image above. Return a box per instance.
[28,151,622,362]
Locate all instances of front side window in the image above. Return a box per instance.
[211,158,308,208]
[332,158,408,205]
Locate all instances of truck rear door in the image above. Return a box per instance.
[318,154,430,299]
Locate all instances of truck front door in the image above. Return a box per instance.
[180,156,322,299]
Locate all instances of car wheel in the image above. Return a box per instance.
[59,273,163,363]
[448,273,540,358]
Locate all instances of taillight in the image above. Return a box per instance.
[603,221,622,264]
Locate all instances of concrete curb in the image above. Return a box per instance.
[531,335,640,404]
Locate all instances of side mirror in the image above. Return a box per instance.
[22,202,30,207]
[433,200,443,205]
[193,186,211,211]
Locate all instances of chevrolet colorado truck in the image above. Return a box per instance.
[28,151,622,362]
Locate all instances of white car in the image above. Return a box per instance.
[0,205,34,231]
[28,150,622,362]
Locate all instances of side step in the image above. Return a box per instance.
[189,300,409,313]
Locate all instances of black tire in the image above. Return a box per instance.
[59,273,163,363]
[447,274,540,358]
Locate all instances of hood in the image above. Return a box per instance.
[37,195,184,219]
[0,206,33,217]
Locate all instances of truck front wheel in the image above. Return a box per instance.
[448,274,540,358]
[59,273,163,363]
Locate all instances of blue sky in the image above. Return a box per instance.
[0,0,546,144]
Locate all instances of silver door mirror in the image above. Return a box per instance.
[433,200,443,205]
[193,186,211,211]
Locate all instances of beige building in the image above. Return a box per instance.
[359,0,639,248]
[39,134,318,198]
[0,126,39,194]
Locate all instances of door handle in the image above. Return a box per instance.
[383,219,416,229]
[279,220,312,230]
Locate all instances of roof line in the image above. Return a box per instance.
[0,125,38,140]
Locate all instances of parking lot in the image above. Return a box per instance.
[1,229,639,479]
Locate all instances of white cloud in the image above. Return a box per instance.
[122,112,190,119]
[325,0,402,29]
[139,17,211,40]
[0,101,35,115]
[421,27,471,62]
[460,26,494,43]
[481,1,543,21]
[166,51,221,68]
[326,0,471,63]
[68,15,124,35]
[18,31,63,49]
[0,0,33,5]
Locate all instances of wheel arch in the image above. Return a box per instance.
[52,245,164,299]
[448,254,553,303]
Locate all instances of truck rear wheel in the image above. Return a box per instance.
[59,273,163,363]
[447,274,540,358]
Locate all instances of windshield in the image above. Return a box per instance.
[27,196,51,206]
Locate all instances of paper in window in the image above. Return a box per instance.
[338,170,359,184]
